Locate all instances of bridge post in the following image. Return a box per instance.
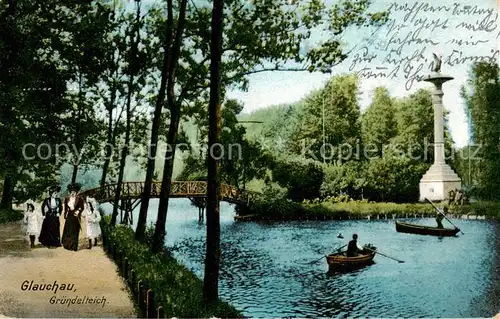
[188,197,206,223]
[198,206,205,223]
[122,200,128,225]
[121,199,133,226]
[126,200,133,225]
[119,199,124,224]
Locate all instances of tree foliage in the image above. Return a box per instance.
[179,99,270,189]
[239,77,457,203]
[271,160,324,202]
[0,0,93,204]
[361,86,397,155]
[291,74,361,163]
[461,61,500,200]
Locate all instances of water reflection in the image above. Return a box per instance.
[326,261,376,276]
[101,199,500,317]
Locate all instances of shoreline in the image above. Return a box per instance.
[237,200,500,222]
[234,212,493,221]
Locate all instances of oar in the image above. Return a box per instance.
[307,255,326,264]
[364,247,405,263]
[335,244,347,252]
[306,244,347,264]
[425,197,464,235]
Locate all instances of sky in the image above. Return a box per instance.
[133,0,500,147]
[226,0,500,148]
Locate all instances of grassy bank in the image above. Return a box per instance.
[102,219,242,318]
[0,208,24,224]
[241,198,500,221]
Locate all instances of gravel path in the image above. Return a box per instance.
[0,220,135,318]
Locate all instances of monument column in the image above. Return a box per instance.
[432,80,446,165]
[419,56,462,202]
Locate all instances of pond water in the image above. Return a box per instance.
[102,199,500,318]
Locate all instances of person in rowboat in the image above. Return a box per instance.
[436,207,447,229]
[346,233,363,257]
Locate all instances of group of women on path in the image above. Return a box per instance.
[22,183,102,251]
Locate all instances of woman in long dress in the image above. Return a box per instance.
[62,183,85,251]
[38,185,62,248]
[23,200,43,248]
[83,196,101,249]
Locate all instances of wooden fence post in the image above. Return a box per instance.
[146,289,154,318]
[106,234,110,253]
[130,269,135,290]
[137,280,142,303]
[137,280,145,317]
[157,306,165,319]
[123,257,128,279]
[118,250,124,269]
[140,283,148,318]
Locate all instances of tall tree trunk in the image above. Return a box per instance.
[0,0,19,211]
[0,175,15,209]
[111,80,133,226]
[111,1,141,226]
[71,106,81,184]
[151,104,180,252]
[100,90,117,187]
[151,0,188,254]
[100,29,122,188]
[135,0,175,242]
[203,0,223,302]
[71,73,84,184]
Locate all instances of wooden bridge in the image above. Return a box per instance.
[81,181,258,223]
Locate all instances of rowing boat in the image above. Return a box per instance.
[325,247,376,271]
[395,220,460,237]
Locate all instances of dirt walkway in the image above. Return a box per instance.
[0,220,136,318]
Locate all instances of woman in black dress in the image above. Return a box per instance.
[62,183,85,251]
[38,186,62,248]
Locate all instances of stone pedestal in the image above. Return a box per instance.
[419,72,462,201]
[419,163,462,201]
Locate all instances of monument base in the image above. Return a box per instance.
[419,163,462,202]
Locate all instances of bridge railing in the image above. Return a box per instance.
[81,181,259,206]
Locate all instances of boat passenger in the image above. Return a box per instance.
[346,233,361,257]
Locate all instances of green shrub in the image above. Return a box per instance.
[322,194,352,203]
[454,201,500,219]
[0,208,24,224]
[271,160,324,202]
[246,197,500,220]
[144,222,156,247]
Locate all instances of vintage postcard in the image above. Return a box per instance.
[0,0,498,318]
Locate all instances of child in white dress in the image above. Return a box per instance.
[23,200,43,248]
[83,197,101,249]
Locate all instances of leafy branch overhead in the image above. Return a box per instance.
[174,0,388,102]
[220,0,388,87]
